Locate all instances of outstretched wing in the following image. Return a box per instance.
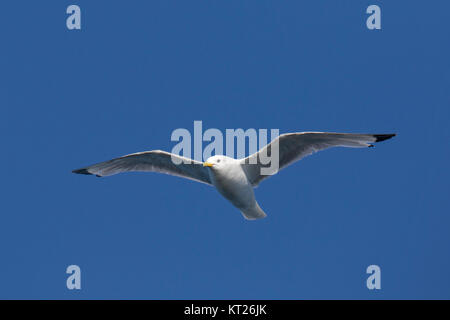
[72,150,212,185]
[240,132,395,186]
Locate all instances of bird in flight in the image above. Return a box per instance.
[73,132,395,220]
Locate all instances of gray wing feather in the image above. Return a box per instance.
[73,150,212,185]
[240,132,395,186]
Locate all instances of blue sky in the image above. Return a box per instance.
[1,1,449,299]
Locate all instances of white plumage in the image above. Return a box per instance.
[73,132,395,220]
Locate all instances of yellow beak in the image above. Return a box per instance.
[203,162,214,167]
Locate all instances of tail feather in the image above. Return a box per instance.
[241,202,267,220]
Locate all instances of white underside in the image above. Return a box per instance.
[208,160,267,220]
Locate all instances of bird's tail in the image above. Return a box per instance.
[241,202,267,220]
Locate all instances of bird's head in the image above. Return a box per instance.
[203,155,231,170]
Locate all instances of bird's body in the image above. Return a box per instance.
[73,131,395,220]
[205,156,266,219]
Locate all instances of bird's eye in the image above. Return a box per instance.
[217,159,221,163]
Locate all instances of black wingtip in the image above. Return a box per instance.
[72,168,92,175]
[374,134,396,142]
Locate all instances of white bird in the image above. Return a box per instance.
[73,132,395,220]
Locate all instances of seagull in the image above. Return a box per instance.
[73,132,395,220]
